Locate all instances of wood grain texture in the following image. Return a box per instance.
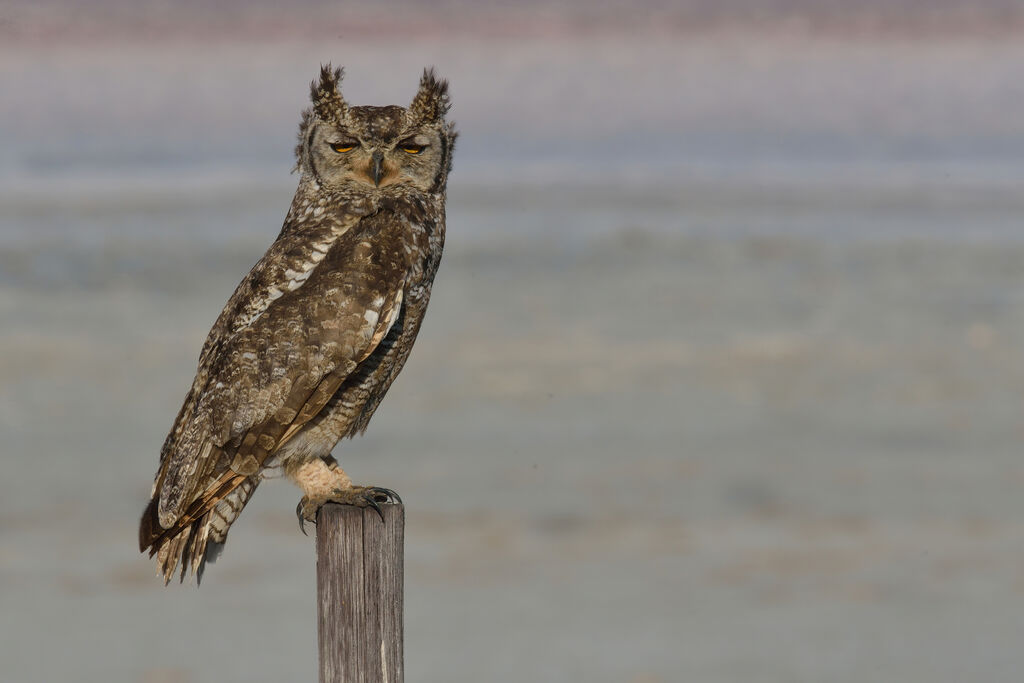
[317,503,404,683]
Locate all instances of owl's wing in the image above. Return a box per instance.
[147,217,412,539]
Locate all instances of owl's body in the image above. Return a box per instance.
[139,67,455,583]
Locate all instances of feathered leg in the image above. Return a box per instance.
[286,455,400,532]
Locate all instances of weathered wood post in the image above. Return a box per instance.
[316,503,405,683]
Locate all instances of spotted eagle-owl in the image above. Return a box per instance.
[139,66,455,583]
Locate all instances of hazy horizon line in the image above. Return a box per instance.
[6,1,1024,45]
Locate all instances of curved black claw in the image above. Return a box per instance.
[367,487,402,505]
[296,500,309,536]
[365,495,384,521]
[366,487,401,522]
[327,486,402,522]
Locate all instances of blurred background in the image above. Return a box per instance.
[3,1,1024,681]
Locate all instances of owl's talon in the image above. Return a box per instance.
[297,486,401,533]
[297,496,323,535]
[296,501,306,535]
[365,487,402,505]
[329,486,400,521]
[366,496,384,521]
[380,487,403,505]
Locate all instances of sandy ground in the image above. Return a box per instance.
[3,181,1024,682]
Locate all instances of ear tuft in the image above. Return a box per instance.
[311,64,347,126]
[409,67,451,124]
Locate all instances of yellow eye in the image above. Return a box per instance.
[330,142,357,153]
[400,144,425,155]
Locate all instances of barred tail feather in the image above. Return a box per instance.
[139,476,260,585]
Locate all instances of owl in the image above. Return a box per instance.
[139,65,456,584]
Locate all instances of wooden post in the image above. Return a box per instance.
[316,503,404,683]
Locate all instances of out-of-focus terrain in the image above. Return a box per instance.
[3,2,1024,682]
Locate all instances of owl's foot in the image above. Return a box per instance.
[296,486,403,534]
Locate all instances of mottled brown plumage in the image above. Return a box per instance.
[139,65,455,583]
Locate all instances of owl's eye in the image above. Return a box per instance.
[397,138,427,155]
[330,141,358,153]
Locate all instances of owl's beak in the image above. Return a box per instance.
[371,151,385,187]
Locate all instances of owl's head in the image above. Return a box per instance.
[295,65,456,196]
